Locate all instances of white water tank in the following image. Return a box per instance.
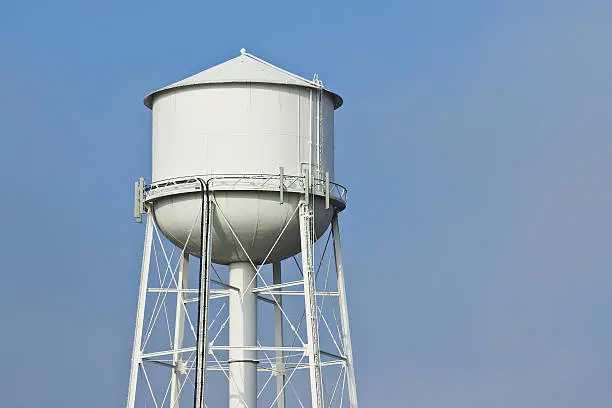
[144,51,344,264]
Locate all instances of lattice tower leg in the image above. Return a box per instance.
[273,261,286,408]
[126,211,154,408]
[299,201,324,408]
[170,252,189,407]
[332,213,359,407]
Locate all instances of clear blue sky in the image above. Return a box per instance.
[1,0,611,406]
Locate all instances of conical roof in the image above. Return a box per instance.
[144,50,343,109]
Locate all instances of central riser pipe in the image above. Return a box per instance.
[228,262,258,408]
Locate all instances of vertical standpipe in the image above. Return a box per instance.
[229,262,258,408]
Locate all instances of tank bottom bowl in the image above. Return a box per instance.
[151,190,333,264]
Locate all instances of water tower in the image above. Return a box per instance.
[127,49,358,408]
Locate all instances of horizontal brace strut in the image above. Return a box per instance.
[284,360,345,370]
[141,346,306,359]
[263,291,340,296]
[185,292,230,302]
[148,288,199,293]
[252,280,304,293]
[147,288,229,295]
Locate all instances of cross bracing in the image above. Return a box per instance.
[127,187,357,408]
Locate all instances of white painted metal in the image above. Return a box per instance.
[128,50,359,408]
[153,190,333,264]
[272,262,286,408]
[126,200,358,407]
[144,52,342,109]
[146,52,339,264]
[229,262,258,408]
[332,214,359,407]
[299,200,324,408]
[134,178,145,222]
[140,346,306,360]
[151,84,335,181]
[145,175,348,204]
[127,212,154,408]
[170,252,189,406]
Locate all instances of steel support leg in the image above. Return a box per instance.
[170,252,189,407]
[127,211,155,408]
[299,201,324,408]
[332,214,358,407]
[273,261,286,408]
[194,199,213,408]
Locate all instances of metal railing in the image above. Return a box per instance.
[143,173,348,206]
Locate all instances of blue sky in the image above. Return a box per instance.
[1,0,612,406]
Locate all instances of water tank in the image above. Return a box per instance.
[143,51,345,264]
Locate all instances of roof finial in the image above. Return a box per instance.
[240,48,246,55]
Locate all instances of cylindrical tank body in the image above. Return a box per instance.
[145,53,343,264]
[152,83,336,181]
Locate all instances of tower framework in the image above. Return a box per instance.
[126,174,358,408]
